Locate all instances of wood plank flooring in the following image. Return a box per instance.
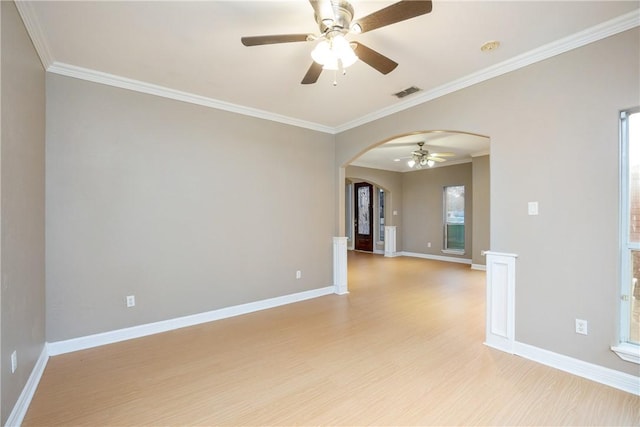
[23,252,640,426]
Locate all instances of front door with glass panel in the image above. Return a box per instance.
[354,182,373,252]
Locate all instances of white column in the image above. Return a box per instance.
[384,226,397,257]
[333,236,348,295]
[484,251,518,353]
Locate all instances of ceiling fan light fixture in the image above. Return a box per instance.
[322,57,339,71]
[332,35,357,62]
[311,34,358,69]
[406,141,447,170]
[311,40,331,64]
[242,0,434,85]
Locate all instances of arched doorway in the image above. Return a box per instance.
[341,130,490,268]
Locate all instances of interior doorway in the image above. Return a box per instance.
[354,182,374,251]
[343,130,489,262]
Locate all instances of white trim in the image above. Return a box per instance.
[471,264,486,271]
[484,251,519,258]
[618,109,640,353]
[514,341,640,396]
[484,252,518,353]
[14,0,54,69]
[334,9,640,133]
[400,251,472,265]
[48,286,334,356]
[470,150,490,158]
[442,249,465,256]
[46,62,335,134]
[6,345,49,427]
[384,226,397,258]
[612,343,640,364]
[333,236,349,295]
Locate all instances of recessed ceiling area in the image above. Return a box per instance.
[17,1,639,130]
[350,131,490,172]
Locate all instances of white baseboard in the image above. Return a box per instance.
[512,341,640,396]
[400,251,472,265]
[6,345,49,427]
[48,286,335,356]
[471,263,487,271]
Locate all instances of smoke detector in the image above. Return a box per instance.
[480,40,500,52]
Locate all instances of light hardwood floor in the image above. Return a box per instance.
[24,252,640,426]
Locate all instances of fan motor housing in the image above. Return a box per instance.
[316,0,354,33]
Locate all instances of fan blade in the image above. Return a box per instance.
[427,157,446,162]
[354,0,432,34]
[352,43,398,75]
[301,62,323,84]
[430,152,455,157]
[241,34,311,46]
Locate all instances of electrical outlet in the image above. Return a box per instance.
[575,319,588,335]
[296,270,302,279]
[11,351,17,373]
[126,295,136,308]
[427,242,431,248]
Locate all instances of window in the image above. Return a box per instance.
[378,188,385,242]
[443,185,465,253]
[614,108,640,364]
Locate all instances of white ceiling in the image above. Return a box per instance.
[17,1,639,170]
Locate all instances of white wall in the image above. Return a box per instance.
[46,74,336,342]
[335,29,640,375]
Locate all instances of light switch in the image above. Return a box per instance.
[393,210,398,216]
[528,202,539,216]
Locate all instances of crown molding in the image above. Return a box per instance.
[14,0,54,69]
[471,150,490,158]
[47,62,336,134]
[17,3,639,136]
[333,9,640,133]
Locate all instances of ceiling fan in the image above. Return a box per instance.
[241,0,433,85]
[407,142,454,169]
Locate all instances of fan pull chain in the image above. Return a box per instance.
[332,60,347,86]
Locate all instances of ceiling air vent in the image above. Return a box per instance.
[393,86,421,99]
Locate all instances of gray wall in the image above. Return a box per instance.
[402,163,473,258]
[46,74,335,342]
[472,155,490,265]
[335,29,640,375]
[0,1,46,424]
